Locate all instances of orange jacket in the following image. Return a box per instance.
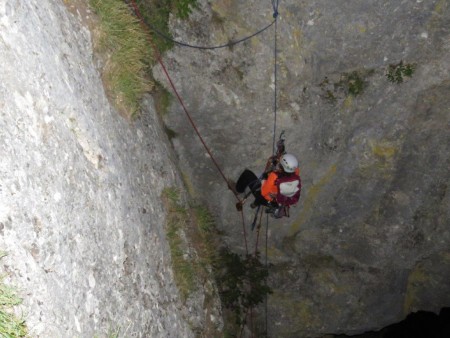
[261,168,300,202]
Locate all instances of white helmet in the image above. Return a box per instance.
[280,153,298,173]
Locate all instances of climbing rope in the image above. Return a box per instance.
[128,0,252,254]
[267,1,280,336]
[128,1,281,335]
[272,0,280,16]
[272,1,279,155]
[264,213,269,337]
[144,18,276,50]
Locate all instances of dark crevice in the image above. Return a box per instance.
[331,307,450,338]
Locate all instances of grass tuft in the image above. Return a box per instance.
[161,189,271,335]
[0,252,28,337]
[162,188,197,301]
[89,0,154,118]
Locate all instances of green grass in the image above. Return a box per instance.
[162,188,197,301]
[161,188,272,335]
[0,253,28,337]
[134,0,198,53]
[193,205,215,236]
[192,205,218,268]
[88,0,198,119]
[89,0,154,118]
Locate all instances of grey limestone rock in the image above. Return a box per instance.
[0,0,200,337]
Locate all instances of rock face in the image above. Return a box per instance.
[153,0,450,336]
[0,1,195,337]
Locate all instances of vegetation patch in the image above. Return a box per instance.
[89,0,154,118]
[192,204,217,265]
[346,71,366,96]
[335,71,369,97]
[89,0,197,121]
[162,187,272,335]
[319,70,372,104]
[162,188,197,301]
[0,252,28,337]
[194,211,272,333]
[386,61,416,84]
[162,188,226,336]
[133,0,198,53]
[191,205,272,329]
[173,0,199,19]
[213,249,272,327]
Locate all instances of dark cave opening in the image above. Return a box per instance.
[333,307,450,338]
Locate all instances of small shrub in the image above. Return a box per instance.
[162,190,272,333]
[174,0,198,19]
[347,71,365,96]
[213,248,272,325]
[386,61,416,84]
[134,0,198,53]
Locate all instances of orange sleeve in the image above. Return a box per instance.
[261,172,278,201]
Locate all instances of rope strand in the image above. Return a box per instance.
[272,17,278,154]
[266,2,280,335]
[146,19,275,50]
[265,214,269,337]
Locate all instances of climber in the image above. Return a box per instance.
[235,152,301,219]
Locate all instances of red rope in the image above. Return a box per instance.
[253,208,264,256]
[127,6,279,336]
[128,0,251,254]
[129,0,239,198]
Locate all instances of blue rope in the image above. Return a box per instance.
[272,0,279,18]
[141,17,276,50]
[266,2,279,335]
[272,7,279,155]
[265,213,269,336]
